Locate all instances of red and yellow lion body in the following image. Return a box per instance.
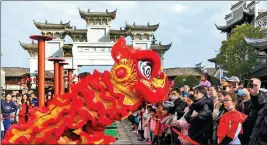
[2,38,171,144]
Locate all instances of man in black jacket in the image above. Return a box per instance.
[184,86,213,144]
[169,88,187,120]
[248,78,267,145]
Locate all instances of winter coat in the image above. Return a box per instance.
[173,98,187,120]
[184,97,213,144]
[1,100,18,118]
[199,80,211,88]
[212,105,226,144]
[172,106,190,145]
[161,115,173,135]
[249,102,267,145]
[246,91,267,144]
[239,99,252,144]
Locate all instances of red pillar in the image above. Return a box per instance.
[65,69,75,93]
[59,62,69,95]
[30,35,52,108]
[48,58,64,97]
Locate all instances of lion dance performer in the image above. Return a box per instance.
[2,38,171,144]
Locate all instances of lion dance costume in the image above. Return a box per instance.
[2,38,171,144]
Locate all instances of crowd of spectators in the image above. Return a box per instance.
[1,90,53,140]
[127,73,267,145]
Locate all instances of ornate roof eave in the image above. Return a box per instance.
[110,29,131,36]
[244,37,267,52]
[33,19,71,30]
[19,41,38,50]
[150,42,172,52]
[78,8,117,20]
[247,1,256,9]
[249,62,267,75]
[215,11,254,33]
[225,13,232,19]
[230,1,244,10]
[64,28,87,35]
[125,22,160,31]
[208,57,217,63]
[256,12,267,21]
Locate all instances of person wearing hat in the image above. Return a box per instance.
[227,76,240,94]
[221,76,229,88]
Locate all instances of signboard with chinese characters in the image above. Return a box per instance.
[255,14,267,29]
[77,46,111,53]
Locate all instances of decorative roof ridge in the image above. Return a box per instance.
[78,8,117,20]
[110,28,129,32]
[65,27,87,31]
[151,42,172,47]
[64,27,87,34]
[33,19,71,26]
[19,41,38,50]
[109,28,131,34]
[19,41,37,45]
[78,8,117,15]
[151,42,172,51]
[230,1,244,10]
[125,21,160,28]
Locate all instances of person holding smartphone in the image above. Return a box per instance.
[247,78,267,145]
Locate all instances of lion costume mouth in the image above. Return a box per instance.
[110,38,171,106]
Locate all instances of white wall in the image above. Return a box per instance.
[87,25,110,43]
[132,40,152,50]
[29,57,38,73]
[45,40,64,57]
[1,69,5,88]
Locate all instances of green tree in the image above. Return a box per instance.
[215,24,265,79]
[174,75,199,88]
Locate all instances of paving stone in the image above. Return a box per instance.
[115,120,141,145]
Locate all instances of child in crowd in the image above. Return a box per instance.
[161,107,175,145]
[199,73,211,88]
[137,106,146,141]
[147,108,157,145]
[144,105,152,142]
[133,109,141,134]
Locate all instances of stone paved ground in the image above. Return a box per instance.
[115,120,146,145]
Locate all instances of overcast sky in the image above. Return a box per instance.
[1,1,267,73]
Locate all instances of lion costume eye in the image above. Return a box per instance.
[138,61,152,79]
